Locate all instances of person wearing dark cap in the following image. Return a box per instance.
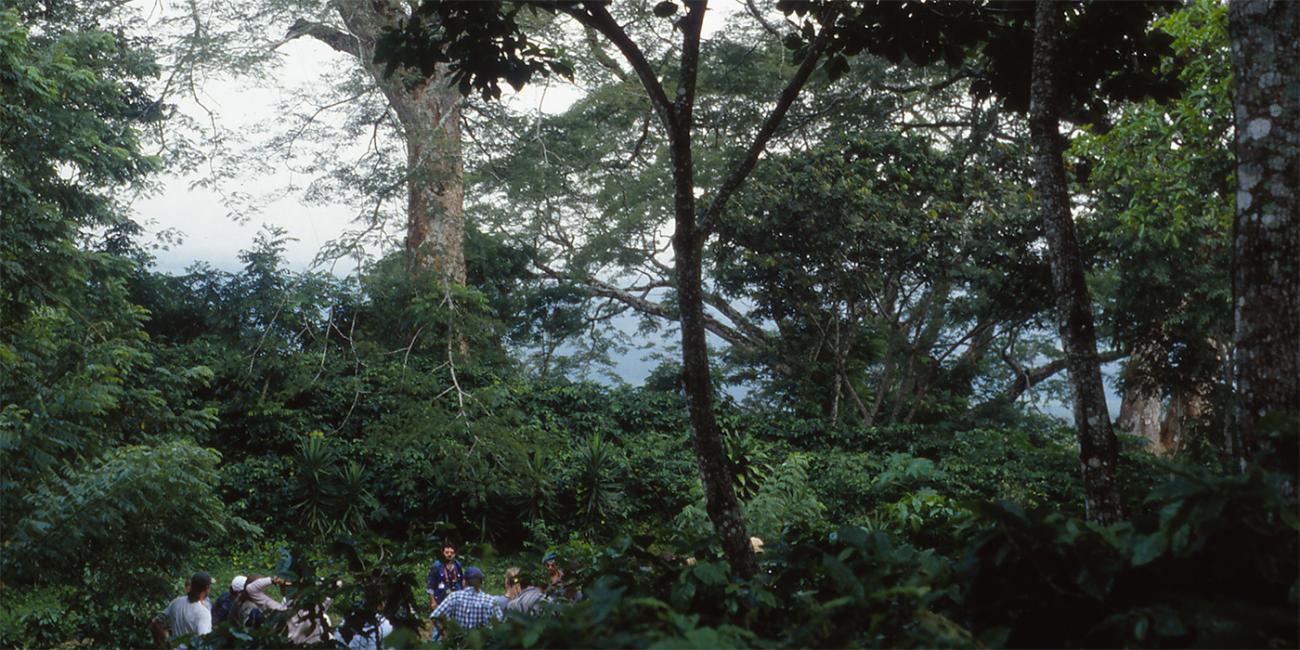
[430,566,503,633]
[149,572,213,647]
[543,552,563,589]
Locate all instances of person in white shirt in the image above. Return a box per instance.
[149,572,213,647]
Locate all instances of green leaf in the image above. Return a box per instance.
[692,561,728,586]
[1132,533,1167,566]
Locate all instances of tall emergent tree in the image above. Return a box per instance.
[162,0,475,286]
[280,1,467,284]
[1226,0,1299,464]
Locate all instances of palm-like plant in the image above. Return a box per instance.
[572,434,624,532]
[289,434,376,536]
[719,416,775,500]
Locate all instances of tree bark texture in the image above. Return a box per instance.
[668,2,760,580]
[1029,0,1122,524]
[1116,356,1163,450]
[333,0,466,286]
[1227,0,1299,464]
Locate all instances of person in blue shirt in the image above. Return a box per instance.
[426,542,464,610]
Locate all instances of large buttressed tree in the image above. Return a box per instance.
[161,0,485,287]
[280,1,468,285]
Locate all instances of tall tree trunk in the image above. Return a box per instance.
[567,0,829,577]
[1160,387,1207,454]
[667,3,759,580]
[329,0,466,286]
[1029,0,1122,523]
[1227,0,1299,465]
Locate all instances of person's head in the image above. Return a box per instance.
[441,543,457,562]
[188,572,213,603]
[231,575,248,595]
[504,567,522,596]
[463,566,484,590]
[515,568,544,591]
[543,552,559,574]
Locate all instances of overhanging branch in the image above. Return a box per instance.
[275,19,360,58]
[698,8,835,233]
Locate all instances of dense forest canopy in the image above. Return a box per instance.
[1,0,1296,648]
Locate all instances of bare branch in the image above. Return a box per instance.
[275,18,360,57]
[1003,349,1127,402]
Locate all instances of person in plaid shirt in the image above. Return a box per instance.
[431,567,503,633]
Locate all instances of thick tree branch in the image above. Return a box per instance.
[744,0,783,38]
[674,1,707,117]
[698,9,834,233]
[564,3,676,131]
[583,25,628,81]
[1003,349,1126,403]
[276,18,360,57]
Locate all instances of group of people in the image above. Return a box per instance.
[425,542,571,637]
[147,542,570,648]
[148,571,346,648]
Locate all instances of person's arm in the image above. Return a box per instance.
[431,591,454,621]
[427,561,442,609]
[244,576,288,612]
[148,618,169,649]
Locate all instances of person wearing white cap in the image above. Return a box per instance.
[229,575,267,630]
[211,575,247,626]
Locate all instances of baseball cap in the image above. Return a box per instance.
[231,575,248,592]
[464,566,484,580]
[543,552,558,563]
